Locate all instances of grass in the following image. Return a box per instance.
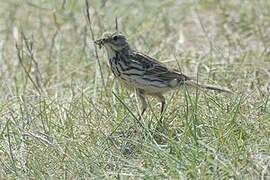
[0,0,270,179]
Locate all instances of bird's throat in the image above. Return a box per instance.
[104,45,118,60]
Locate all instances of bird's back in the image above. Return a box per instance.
[113,50,189,94]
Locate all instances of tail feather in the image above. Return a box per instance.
[184,80,233,94]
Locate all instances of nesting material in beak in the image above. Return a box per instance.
[94,39,104,49]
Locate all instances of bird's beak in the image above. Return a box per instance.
[94,38,105,49]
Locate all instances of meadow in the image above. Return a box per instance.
[0,0,269,179]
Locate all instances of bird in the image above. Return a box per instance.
[95,32,232,116]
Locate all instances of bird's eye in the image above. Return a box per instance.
[113,36,118,41]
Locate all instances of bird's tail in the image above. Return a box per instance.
[184,80,233,94]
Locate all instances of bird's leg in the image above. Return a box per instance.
[136,89,147,117]
[155,94,166,127]
[155,94,166,114]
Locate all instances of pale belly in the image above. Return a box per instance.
[116,75,174,94]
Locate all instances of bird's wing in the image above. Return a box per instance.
[130,52,189,83]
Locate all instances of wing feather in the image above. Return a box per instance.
[130,52,189,83]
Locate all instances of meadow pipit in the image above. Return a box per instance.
[95,32,232,115]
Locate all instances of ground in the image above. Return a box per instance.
[0,0,269,179]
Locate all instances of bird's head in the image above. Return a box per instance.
[95,32,129,52]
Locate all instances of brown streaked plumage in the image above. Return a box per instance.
[95,32,232,116]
